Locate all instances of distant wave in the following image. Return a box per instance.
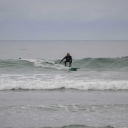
[0,57,128,71]
[39,124,114,128]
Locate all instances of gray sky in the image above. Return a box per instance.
[0,0,128,40]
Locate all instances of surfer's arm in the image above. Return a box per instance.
[60,56,66,64]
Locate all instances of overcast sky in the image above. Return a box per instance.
[0,0,128,40]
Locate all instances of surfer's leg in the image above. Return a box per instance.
[69,61,72,67]
[65,61,66,66]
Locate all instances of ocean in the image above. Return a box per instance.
[0,40,128,128]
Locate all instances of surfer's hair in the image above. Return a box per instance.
[67,53,70,56]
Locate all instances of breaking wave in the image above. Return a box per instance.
[0,56,128,71]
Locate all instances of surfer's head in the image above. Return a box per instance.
[67,53,70,56]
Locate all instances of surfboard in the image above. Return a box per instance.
[69,67,79,71]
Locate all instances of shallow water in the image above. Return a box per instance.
[0,90,128,128]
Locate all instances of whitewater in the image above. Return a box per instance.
[0,57,128,91]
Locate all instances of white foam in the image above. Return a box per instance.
[0,74,128,91]
[23,59,69,70]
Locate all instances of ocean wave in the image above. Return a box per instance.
[0,57,128,71]
[0,59,69,71]
[0,74,128,91]
[73,57,128,71]
[60,124,114,128]
[33,124,115,128]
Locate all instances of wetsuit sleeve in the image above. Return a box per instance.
[60,56,66,63]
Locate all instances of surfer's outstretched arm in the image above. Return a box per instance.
[60,56,66,64]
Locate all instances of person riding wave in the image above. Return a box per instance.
[60,53,72,67]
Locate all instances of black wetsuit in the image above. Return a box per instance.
[61,56,72,66]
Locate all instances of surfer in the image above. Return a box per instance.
[60,53,72,67]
